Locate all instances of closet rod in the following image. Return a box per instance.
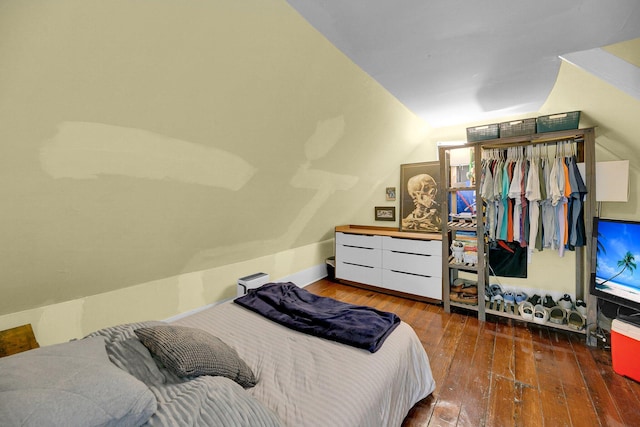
[479,127,594,149]
[481,137,584,150]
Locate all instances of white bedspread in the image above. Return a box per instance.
[174,300,435,427]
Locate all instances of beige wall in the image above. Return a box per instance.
[1,1,639,345]
[0,240,333,345]
[0,0,431,338]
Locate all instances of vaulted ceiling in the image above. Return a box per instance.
[286,1,640,127]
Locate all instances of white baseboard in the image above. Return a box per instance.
[165,263,329,322]
[274,263,328,288]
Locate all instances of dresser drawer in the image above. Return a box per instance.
[381,236,440,255]
[336,232,382,250]
[383,250,441,277]
[336,260,382,286]
[336,245,382,268]
[382,269,442,300]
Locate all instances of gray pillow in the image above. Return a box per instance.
[0,336,156,427]
[134,325,257,388]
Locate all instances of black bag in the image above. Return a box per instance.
[489,240,527,278]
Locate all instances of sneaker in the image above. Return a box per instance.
[450,279,465,292]
[503,291,516,304]
[533,304,549,324]
[519,301,534,320]
[543,295,556,309]
[515,292,528,304]
[490,284,503,297]
[528,294,541,306]
[567,310,586,330]
[465,285,478,295]
[558,294,573,310]
[450,291,478,305]
[451,278,478,294]
[485,284,494,301]
[575,299,587,316]
[549,306,567,324]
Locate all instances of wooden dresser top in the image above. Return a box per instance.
[335,224,442,241]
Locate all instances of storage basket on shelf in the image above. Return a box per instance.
[466,123,499,141]
[536,111,580,133]
[499,118,536,137]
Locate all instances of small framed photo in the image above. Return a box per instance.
[386,187,396,201]
[375,206,396,222]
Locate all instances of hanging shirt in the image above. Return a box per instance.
[535,157,546,251]
[521,158,529,248]
[526,157,541,261]
[499,161,510,241]
[491,158,502,240]
[567,156,588,249]
[541,156,556,249]
[505,160,516,242]
[509,158,522,242]
[549,156,563,207]
[562,158,572,246]
[481,159,496,241]
[556,156,568,257]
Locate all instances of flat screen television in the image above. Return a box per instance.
[591,217,640,313]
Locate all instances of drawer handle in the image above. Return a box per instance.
[390,250,432,256]
[344,245,376,250]
[390,270,432,278]
[344,262,375,269]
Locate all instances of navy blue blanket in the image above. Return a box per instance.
[234,282,400,353]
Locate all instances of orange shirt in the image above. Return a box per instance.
[562,159,571,245]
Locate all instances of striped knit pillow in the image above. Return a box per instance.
[135,325,256,388]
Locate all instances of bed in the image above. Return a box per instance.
[0,282,435,427]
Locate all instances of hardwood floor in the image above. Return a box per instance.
[305,279,640,427]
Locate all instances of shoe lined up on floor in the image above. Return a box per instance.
[486,285,527,305]
[543,294,556,308]
[533,304,549,324]
[450,291,478,305]
[450,279,478,305]
[528,294,541,306]
[519,294,586,330]
[515,292,528,303]
[503,291,515,303]
[484,284,493,301]
[567,310,586,330]
[473,286,586,330]
[558,294,573,310]
[549,306,567,324]
[451,278,477,294]
[486,284,503,302]
[518,301,534,320]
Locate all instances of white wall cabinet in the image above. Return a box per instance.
[335,225,442,301]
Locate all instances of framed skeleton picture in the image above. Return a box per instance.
[400,161,443,233]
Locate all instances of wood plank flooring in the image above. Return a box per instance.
[304,279,640,427]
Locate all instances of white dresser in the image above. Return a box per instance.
[335,225,442,301]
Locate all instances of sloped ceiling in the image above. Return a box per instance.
[286,1,640,127]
